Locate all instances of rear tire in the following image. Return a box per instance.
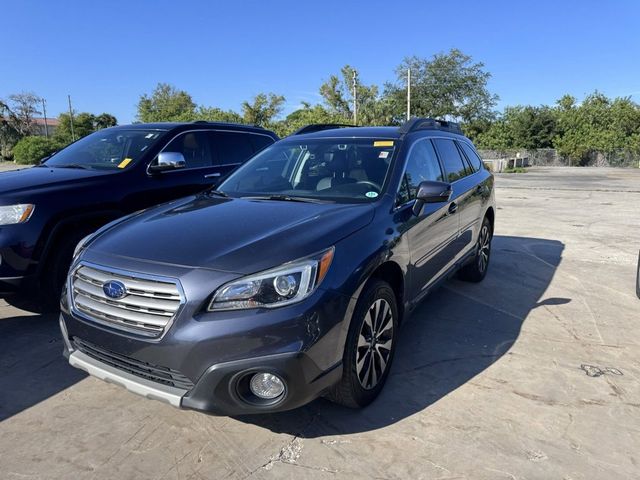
[458,216,492,283]
[326,279,398,408]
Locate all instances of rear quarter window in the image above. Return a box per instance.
[458,141,483,172]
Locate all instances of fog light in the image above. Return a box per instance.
[249,372,285,399]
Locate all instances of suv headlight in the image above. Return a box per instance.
[208,247,334,311]
[0,204,35,225]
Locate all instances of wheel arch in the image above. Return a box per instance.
[366,260,406,325]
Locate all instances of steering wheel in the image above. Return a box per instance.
[355,180,382,192]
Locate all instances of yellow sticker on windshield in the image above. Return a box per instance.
[373,140,394,147]
[118,158,133,169]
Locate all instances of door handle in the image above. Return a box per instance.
[204,172,221,178]
[448,202,458,214]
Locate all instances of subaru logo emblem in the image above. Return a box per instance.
[103,280,126,299]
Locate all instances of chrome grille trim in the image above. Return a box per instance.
[70,262,185,339]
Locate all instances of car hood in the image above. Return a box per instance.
[0,166,114,197]
[87,195,375,273]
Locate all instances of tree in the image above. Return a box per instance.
[95,113,118,130]
[385,49,498,124]
[1,92,42,136]
[12,136,63,165]
[554,91,640,164]
[274,103,345,137]
[241,93,285,127]
[474,105,557,150]
[319,65,393,125]
[137,83,196,122]
[0,92,43,159]
[193,106,243,124]
[54,111,118,143]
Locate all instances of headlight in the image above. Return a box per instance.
[0,204,35,225]
[208,247,334,311]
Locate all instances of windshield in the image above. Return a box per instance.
[217,138,396,202]
[44,129,165,170]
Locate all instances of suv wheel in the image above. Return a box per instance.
[458,216,492,283]
[326,279,398,408]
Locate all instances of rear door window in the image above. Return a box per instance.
[458,141,483,172]
[433,138,469,182]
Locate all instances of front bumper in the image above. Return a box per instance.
[60,281,351,414]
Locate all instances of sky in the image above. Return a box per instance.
[2,0,639,124]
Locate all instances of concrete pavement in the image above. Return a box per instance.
[1,167,639,479]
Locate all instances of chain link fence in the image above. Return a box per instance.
[477,148,640,171]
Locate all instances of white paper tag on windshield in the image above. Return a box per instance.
[379,151,389,159]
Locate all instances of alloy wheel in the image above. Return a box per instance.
[478,224,491,273]
[356,298,394,390]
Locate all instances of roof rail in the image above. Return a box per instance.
[399,117,463,135]
[292,123,357,136]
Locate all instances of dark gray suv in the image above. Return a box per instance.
[60,118,496,415]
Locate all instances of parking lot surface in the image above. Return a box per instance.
[1,167,639,479]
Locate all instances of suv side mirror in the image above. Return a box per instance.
[412,180,452,216]
[149,152,186,172]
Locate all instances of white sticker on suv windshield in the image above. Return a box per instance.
[365,191,379,198]
[379,151,389,159]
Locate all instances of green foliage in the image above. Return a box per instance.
[319,65,394,126]
[137,83,196,122]
[55,111,118,143]
[554,92,640,164]
[475,105,557,150]
[386,49,498,123]
[193,106,243,124]
[241,93,285,128]
[275,103,345,137]
[12,136,63,165]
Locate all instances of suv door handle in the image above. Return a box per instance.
[448,202,458,214]
[204,172,221,178]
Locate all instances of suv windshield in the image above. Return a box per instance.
[44,129,164,170]
[218,138,396,202]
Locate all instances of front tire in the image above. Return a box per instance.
[326,279,398,408]
[458,216,493,283]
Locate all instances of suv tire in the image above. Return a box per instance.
[458,216,492,283]
[327,279,398,408]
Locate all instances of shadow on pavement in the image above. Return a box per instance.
[0,235,564,429]
[0,313,86,421]
[238,235,565,437]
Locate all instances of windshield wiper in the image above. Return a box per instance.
[242,194,328,204]
[206,189,229,198]
[55,164,92,170]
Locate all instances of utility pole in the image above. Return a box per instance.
[41,98,49,138]
[407,68,411,121]
[67,94,75,141]
[352,70,357,125]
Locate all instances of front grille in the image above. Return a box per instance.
[72,337,194,390]
[71,264,183,338]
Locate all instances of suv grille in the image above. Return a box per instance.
[72,337,194,390]
[71,264,183,338]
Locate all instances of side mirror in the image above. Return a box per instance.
[149,152,186,172]
[412,180,452,216]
